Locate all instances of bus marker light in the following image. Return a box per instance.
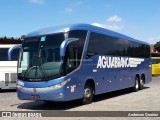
[76,84,81,86]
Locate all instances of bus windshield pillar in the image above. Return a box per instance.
[60,38,79,57]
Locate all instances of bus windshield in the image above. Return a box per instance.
[18,33,65,81]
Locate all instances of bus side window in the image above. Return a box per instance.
[64,30,87,74]
[0,48,8,61]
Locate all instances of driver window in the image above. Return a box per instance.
[66,42,80,73]
[65,30,87,74]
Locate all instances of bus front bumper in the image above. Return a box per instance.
[17,87,66,102]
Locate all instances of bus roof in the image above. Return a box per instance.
[0,44,18,48]
[26,23,149,45]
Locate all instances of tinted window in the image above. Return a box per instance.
[87,32,128,57]
[87,32,150,58]
[40,33,65,63]
[127,41,150,58]
[0,48,8,61]
[18,33,65,80]
[152,59,160,64]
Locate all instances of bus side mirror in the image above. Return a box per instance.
[8,44,21,61]
[60,38,79,57]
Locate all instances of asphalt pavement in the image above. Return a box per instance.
[0,76,160,120]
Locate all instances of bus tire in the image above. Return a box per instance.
[132,77,140,92]
[139,78,144,90]
[81,83,93,105]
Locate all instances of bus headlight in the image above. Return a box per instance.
[17,80,24,88]
[49,78,71,90]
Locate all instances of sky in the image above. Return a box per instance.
[0,0,160,44]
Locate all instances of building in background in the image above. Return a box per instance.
[150,44,156,53]
[0,36,22,44]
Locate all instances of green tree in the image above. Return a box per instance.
[154,41,160,52]
[20,35,26,40]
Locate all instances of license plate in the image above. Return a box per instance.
[31,94,40,99]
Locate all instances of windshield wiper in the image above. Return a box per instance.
[37,56,47,80]
[23,55,47,80]
[23,63,33,80]
[23,55,37,80]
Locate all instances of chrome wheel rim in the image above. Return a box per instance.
[136,79,139,89]
[84,88,91,98]
[140,79,144,86]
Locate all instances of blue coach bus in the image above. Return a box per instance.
[17,24,152,104]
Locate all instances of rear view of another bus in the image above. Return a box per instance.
[152,57,160,75]
[0,44,21,90]
[151,53,160,75]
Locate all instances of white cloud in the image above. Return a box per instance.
[92,15,124,30]
[92,23,107,29]
[146,37,160,44]
[106,24,123,30]
[64,8,73,13]
[92,23,123,30]
[107,15,122,22]
[30,0,44,4]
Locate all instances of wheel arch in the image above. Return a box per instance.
[135,74,140,80]
[141,73,145,84]
[85,79,95,95]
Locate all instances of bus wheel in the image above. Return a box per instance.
[133,77,139,92]
[139,78,144,90]
[81,83,93,105]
